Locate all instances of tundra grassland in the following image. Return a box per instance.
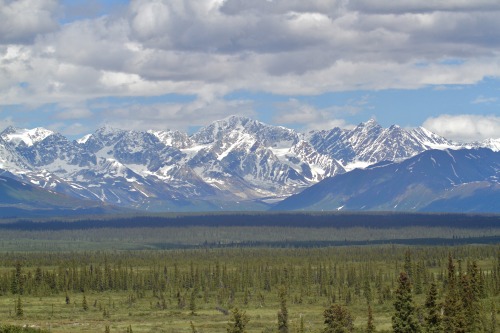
[0,213,498,332]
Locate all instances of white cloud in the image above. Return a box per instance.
[48,122,91,137]
[348,0,500,14]
[471,95,498,104]
[1,0,500,133]
[54,108,93,120]
[423,114,500,141]
[96,97,256,133]
[0,0,59,44]
[273,98,366,131]
[0,116,15,131]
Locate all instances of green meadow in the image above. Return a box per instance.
[0,213,498,332]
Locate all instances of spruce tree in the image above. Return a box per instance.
[82,295,88,311]
[463,261,483,332]
[277,286,289,333]
[11,261,23,295]
[323,304,354,333]
[363,277,373,304]
[189,288,197,315]
[442,255,466,333]
[424,282,442,333]
[366,304,376,333]
[227,307,249,333]
[490,301,497,333]
[404,250,413,281]
[15,296,23,318]
[392,272,421,333]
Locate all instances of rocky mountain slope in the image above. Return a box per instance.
[306,120,457,169]
[273,148,500,212]
[0,116,498,213]
[0,173,125,218]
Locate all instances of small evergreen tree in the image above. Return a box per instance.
[463,261,483,332]
[367,304,376,333]
[363,277,373,304]
[189,289,197,315]
[15,296,23,318]
[277,286,289,333]
[323,304,354,333]
[82,295,88,311]
[490,301,497,333]
[404,250,413,281]
[11,261,23,295]
[442,255,466,333]
[392,272,421,333]
[227,307,249,333]
[425,282,442,333]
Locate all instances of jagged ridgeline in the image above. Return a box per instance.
[0,116,498,214]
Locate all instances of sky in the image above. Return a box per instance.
[0,0,499,142]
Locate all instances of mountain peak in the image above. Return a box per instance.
[1,126,54,147]
[215,115,261,130]
[77,134,92,144]
[95,125,125,135]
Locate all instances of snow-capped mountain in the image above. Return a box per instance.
[149,129,193,149]
[0,116,497,213]
[0,136,32,171]
[184,116,345,199]
[307,119,456,169]
[1,126,54,148]
[462,138,500,152]
[273,148,500,212]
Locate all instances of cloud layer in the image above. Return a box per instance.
[1,0,500,135]
[423,114,500,142]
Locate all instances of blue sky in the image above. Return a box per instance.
[0,0,499,142]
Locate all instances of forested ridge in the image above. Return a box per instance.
[1,212,499,230]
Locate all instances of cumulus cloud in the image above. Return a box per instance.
[273,97,367,131]
[1,0,500,132]
[423,114,500,141]
[54,108,93,120]
[96,97,256,133]
[3,0,500,99]
[0,0,59,44]
[0,116,15,131]
[49,121,92,137]
[348,0,500,14]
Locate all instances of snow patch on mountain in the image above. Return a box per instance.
[0,116,498,212]
[1,126,54,147]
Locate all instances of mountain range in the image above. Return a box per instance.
[0,115,498,216]
[273,148,499,212]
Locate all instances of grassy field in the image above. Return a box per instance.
[0,292,398,332]
[0,213,498,332]
[0,245,498,332]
